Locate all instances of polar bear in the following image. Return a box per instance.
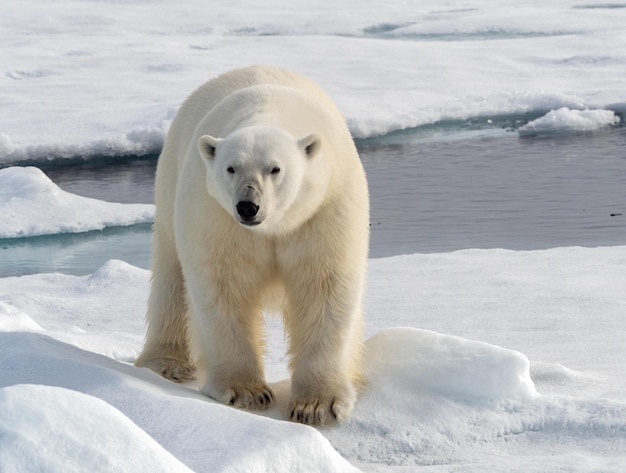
[135,65,369,425]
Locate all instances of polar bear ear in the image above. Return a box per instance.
[198,135,221,164]
[298,134,321,159]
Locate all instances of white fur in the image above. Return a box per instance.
[135,65,369,425]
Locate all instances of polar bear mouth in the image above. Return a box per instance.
[239,220,261,227]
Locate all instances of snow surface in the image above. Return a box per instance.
[0,166,154,238]
[1,249,625,472]
[1,0,626,163]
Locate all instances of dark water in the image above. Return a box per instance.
[1,129,625,276]
[365,129,626,256]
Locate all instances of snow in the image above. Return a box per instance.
[518,107,621,136]
[0,259,148,360]
[1,249,625,472]
[0,166,154,238]
[1,0,626,163]
[0,384,194,473]
[364,328,538,402]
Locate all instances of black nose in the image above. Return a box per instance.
[236,201,259,220]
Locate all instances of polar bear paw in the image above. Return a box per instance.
[214,382,275,410]
[138,357,196,383]
[288,395,354,425]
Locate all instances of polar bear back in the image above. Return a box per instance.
[168,66,348,160]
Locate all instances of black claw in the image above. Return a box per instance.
[228,395,236,406]
[263,392,272,404]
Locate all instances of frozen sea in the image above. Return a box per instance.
[1,1,625,472]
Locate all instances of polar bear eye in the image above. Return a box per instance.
[226,166,235,174]
[270,167,281,175]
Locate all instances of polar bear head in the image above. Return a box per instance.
[198,126,327,234]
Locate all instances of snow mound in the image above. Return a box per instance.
[0,259,148,362]
[326,327,626,469]
[518,107,621,136]
[87,258,149,289]
[0,384,194,473]
[365,327,538,401]
[0,301,43,331]
[0,166,154,239]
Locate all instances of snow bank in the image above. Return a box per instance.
[365,327,537,402]
[518,108,621,136]
[0,167,154,238]
[0,384,194,473]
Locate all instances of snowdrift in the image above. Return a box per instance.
[0,384,194,473]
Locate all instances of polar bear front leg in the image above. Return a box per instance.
[184,274,274,411]
[283,270,364,425]
[135,225,195,383]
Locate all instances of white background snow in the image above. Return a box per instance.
[1,0,624,162]
[1,0,625,472]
